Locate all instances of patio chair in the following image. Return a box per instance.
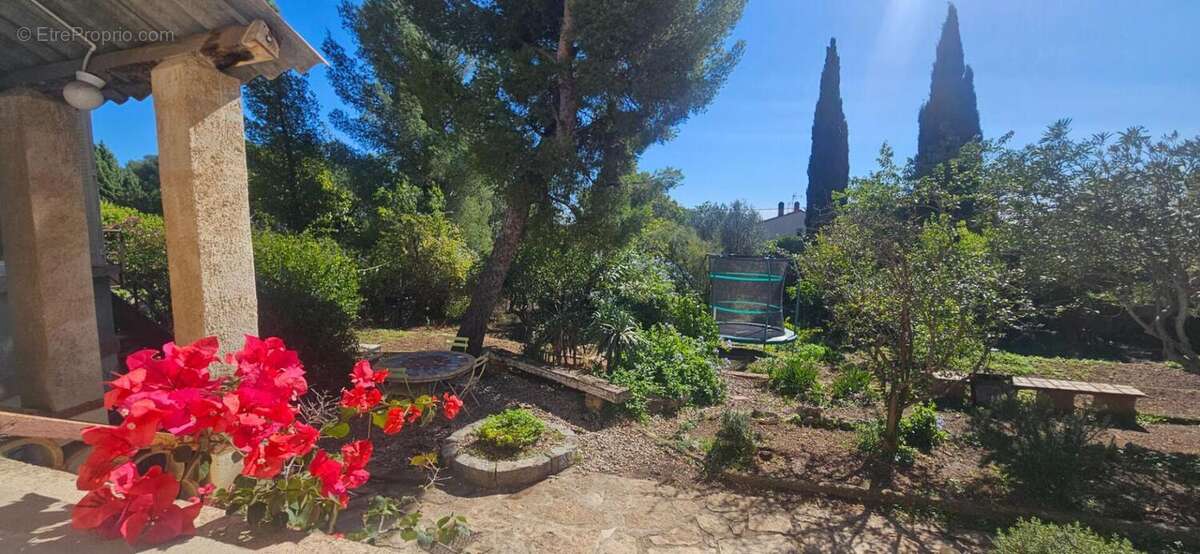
[448,336,470,353]
[454,354,489,411]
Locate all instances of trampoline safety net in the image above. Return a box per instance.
[707,255,796,345]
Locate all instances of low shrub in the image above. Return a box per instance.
[900,401,948,452]
[830,364,878,405]
[704,410,756,473]
[254,230,362,387]
[854,419,916,466]
[609,324,725,419]
[787,342,834,363]
[973,397,1108,506]
[767,355,825,403]
[991,518,1141,554]
[476,409,546,452]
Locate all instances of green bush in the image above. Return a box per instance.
[975,397,1107,506]
[767,355,825,403]
[787,342,834,363]
[254,230,362,386]
[855,419,916,466]
[362,212,475,326]
[610,324,725,418]
[830,364,878,405]
[100,202,172,326]
[900,401,948,453]
[991,518,1141,554]
[100,204,364,385]
[476,409,546,452]
[704,410,756,473]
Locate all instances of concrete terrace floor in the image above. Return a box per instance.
[0,457,986,553]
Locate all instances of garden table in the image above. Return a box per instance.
[376,350,476,389]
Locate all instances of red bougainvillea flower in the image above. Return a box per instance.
[341,440,373,471]
[340,386,382,414]
[349,360,389,389]
[404,404,423,424]
[72,463,202,546]
[442,393,463,420]
[381,406,406,435]
[105,337,224,414]
[241,422,320,479]
[76,399,165,490]
[234,336,308,399]
[308,442,372,508]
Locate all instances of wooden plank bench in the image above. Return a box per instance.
[487,349,631,412]
[1012,376,1147,416]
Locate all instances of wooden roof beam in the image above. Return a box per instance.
[0,20,279,90]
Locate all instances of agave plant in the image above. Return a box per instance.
[591,303,642,371]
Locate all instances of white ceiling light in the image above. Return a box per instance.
[63,70,106,110]
[27,0,106,111]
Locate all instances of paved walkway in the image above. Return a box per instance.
[399,469,985,553]
[0,457,984,553]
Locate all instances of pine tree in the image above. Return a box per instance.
[243,71,353,236]
[94,142,161,214]
[915,3,981,177]
[805,38,849,232]
[332,0,747,353]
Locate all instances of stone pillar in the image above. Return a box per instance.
[0,88,103,412]
[151,54,258,368]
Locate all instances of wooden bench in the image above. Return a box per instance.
[1011,376,1147,416]
[487,349,631,412]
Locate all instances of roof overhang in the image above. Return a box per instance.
[0,0,325,104]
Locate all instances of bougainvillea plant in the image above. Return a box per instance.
[71,336,461,545]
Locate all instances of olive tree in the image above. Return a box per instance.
[994,124,1199,372]
[802,147,1024,456]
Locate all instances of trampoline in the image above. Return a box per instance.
[708,255,797,345]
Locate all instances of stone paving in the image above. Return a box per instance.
[395,469,987,553]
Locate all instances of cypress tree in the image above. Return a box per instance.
[915,3,981,177]
[805,38,849,231]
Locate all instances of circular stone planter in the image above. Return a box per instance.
[442,419,579,490]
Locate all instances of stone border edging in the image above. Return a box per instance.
[442,419,578,490]
[718,471,1200,547]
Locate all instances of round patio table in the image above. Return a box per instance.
[375,350,475,386]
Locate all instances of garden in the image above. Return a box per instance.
[48,1,1200,553]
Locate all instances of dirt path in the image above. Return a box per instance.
[391,469,986,553]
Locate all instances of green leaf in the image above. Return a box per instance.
[371,410,388,429]
[324,421,350,439]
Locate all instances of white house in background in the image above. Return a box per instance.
[760,201,806,239]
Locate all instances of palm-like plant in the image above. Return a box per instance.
[591,304,642,371]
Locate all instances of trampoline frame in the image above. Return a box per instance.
[707,255,797,345]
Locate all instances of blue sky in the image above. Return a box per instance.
[93,0,1200,216]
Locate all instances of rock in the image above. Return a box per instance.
[717,534,798,553]
[647,527,703,547]
[705,492,752,513]
[595,528,639,554]
[696,513,732,537]
[748,514,794,534]
[647,547,710,554]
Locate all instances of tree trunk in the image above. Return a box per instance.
[455,0,575,356]
[883,388,902,456]
[456,200,530,354]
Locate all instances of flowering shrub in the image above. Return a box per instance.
[71,336,461,545]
